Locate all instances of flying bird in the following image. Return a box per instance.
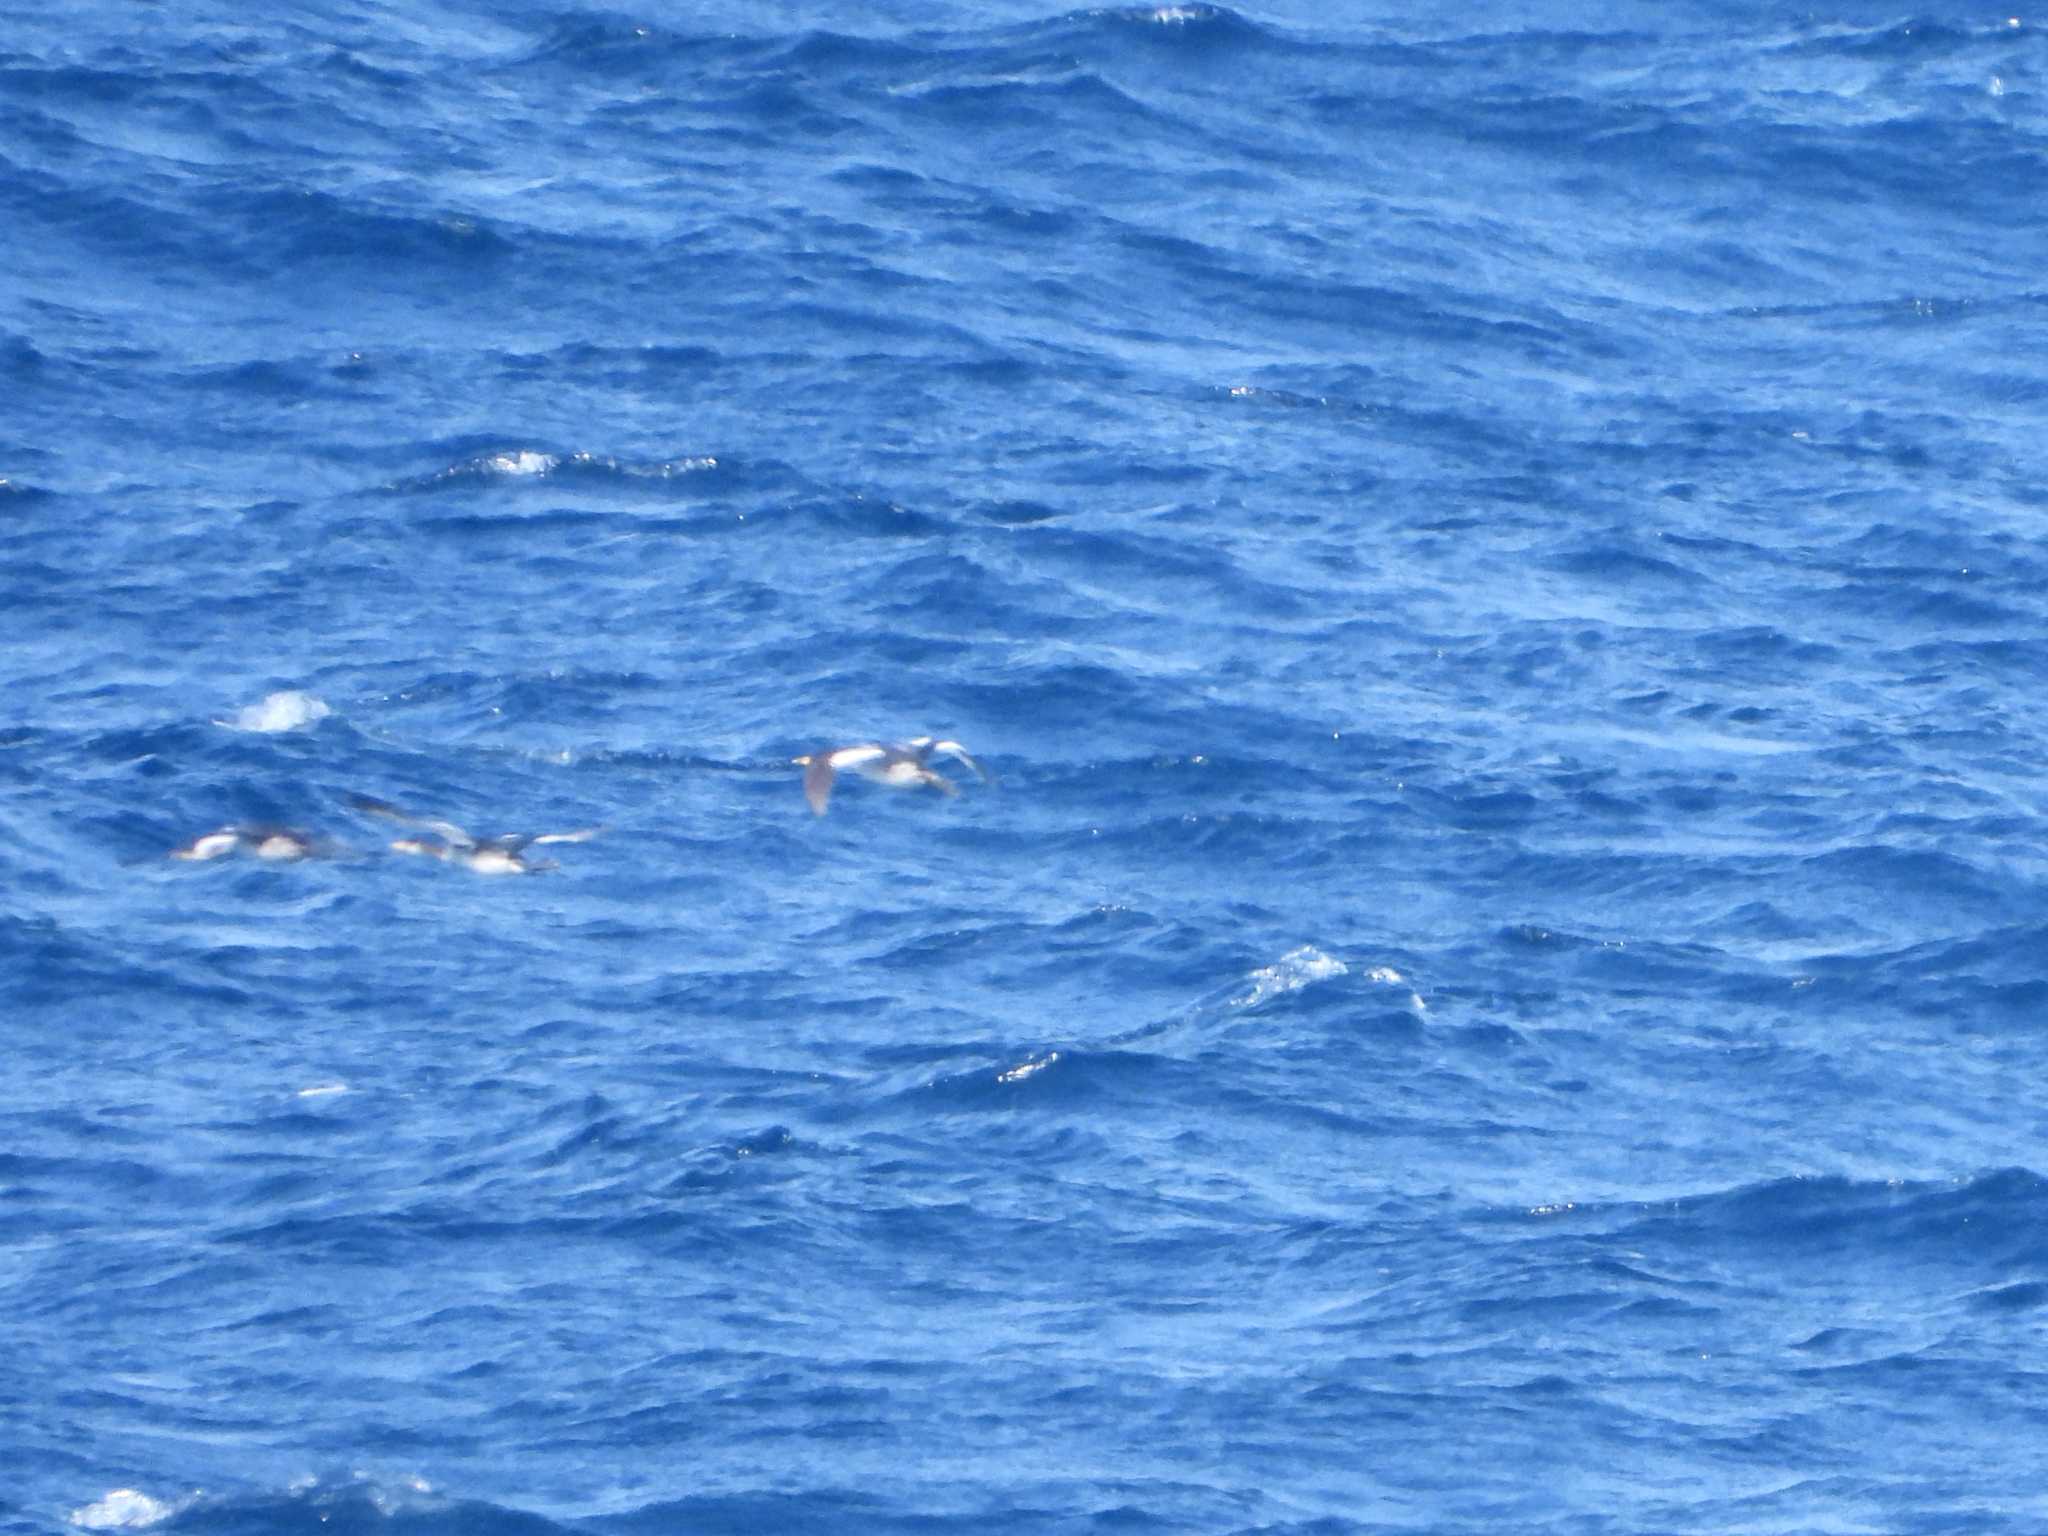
[349,795,598,875]
[791,736,992,816]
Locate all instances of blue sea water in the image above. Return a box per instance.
[6,0,2048,1530]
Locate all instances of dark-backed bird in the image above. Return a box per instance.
[791,736,992,816]
[349,795,598,875]
[169,824,320,862]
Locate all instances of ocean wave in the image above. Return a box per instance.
[69,1488,180,1530]
[388,448,719,496]
[10,0,2048,1527]
[1621,1168,2048,1269]
[1232,943,1348,1007]
[900,1045,1206,1118]
[213,690,332,734]
[68,1477,573,1536]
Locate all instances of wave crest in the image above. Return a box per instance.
[1233,944,1348,1007]
[69,1490,177,1531]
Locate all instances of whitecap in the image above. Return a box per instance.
[484,450,557,476]
[564,450,716,478]
[69,1490,175,1530]
[409,450,561,488]
[1233,944,1347,1007]
[998,1051,1059,1083]
[1364,964,1428,1012]
[296,1082,349,1099]
[215,690,331,733]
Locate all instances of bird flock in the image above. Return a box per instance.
[169,734,993,875]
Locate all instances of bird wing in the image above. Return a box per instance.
[926,740,992,784]
[803,754,839,816]
[350,795,476,849]
[170,828,241,860]
[827,744,890,771]
[530,828,600,846]
[801,745,890,815]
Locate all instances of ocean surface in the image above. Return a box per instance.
[5,1,2048,1530]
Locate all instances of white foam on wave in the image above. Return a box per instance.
[216,690,331,733]
[998,1051,1059,1083]
[1234,945,1347,1007]
[484,450,557,476]
[285,1472,433,1510]
[453,449,716,483]
[69,1490,175,1530]
[296,1081,349,1099]
[606,451,716,477]
[1363,965,1428,1013]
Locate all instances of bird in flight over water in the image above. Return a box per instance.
[791,736,992,816]
[349,795,599,875]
